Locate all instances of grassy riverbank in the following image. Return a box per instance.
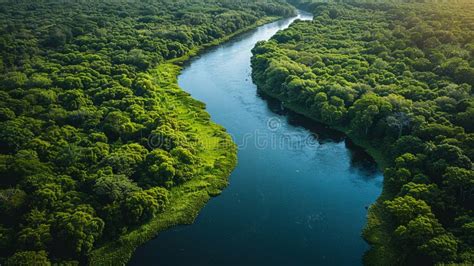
[88,15,287,265]
[0,0,300,264]
[89,63,238,264]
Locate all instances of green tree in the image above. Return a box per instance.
[443,167,474,205]
[420,234,458,263]
[52,211,104,257]
[93,172,140,202]
[385,195,432,225]
[5,250,51,266]
[124,190,159,225]
[17,224,52,251]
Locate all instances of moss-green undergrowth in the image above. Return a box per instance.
[88,16,284,265]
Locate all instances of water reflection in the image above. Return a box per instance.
[345,139,383,185]
[259,89,382,186]
[259,92,346,143]
[130,10,382,266]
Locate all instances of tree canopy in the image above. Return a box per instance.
[252,1,473,264]
[0,0,293,264]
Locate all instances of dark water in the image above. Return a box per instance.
[130,11,382,266]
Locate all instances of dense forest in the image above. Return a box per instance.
[252,1,473,265]
[0,0,295,264]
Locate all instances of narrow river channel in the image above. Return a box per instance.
[130,10,383,265]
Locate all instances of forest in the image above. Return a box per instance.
[252,1,473,265]
[0,0,295,264]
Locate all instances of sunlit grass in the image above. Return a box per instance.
[88,16,288,265]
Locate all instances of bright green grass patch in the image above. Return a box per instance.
[88,16,285,266]
[89,63,237,265]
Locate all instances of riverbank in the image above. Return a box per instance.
[252,1,474,264]
[130,8,380,265]
[257,89,389,169]
[250,3,401,263]
[170,16,282,66]
[255,87,396,266]
[88,15,290,265]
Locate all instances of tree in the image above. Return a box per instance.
[0,225,14,252]
[58,90,90,111]
[395,215,443,246]
[427,144,471,178]
[43,27,70,48]
[171,147,195,164]
[17,223,52,251]
[140,149,176,187]
[101,144,148,176]
[28,73,53,88]
[145,187,169,212]
[102,111,132,140]
[385,195,432,225]
[391,135,425,159]
[419,234,458,263]
[0,119,35,152]
[386,112,412,138]
[124,190,159,225]
[126,49,151,70]
[93,172,140,202]
[2,150,51,185]
[0,188,27,224]
[350,94,392,136]
[399,182,446,212]
[456,107,474,132]
[1,72,28,89]
[5,250,51,266]
[442,167,474,205]
[149,125,187,151]
[385,167,412,193]
[0,107,16,121]
[31,184,63,209]
[52,211,104,257]
[99,202,124,237]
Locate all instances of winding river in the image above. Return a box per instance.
[130,10,383,265]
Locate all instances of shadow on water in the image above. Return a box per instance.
[258,91,346,143]
[130,9,382,266]
[259,90,381,185]
[345,139,383,184]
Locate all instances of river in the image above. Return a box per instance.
[130,10,383,265]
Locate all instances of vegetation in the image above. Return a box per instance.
[0,0,294,264]
[252,2,473,265]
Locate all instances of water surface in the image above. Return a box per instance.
[130,11,382,265]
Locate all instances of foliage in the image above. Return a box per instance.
[252,2,473,264]
[0,0,293,263]
[5,250,51,266]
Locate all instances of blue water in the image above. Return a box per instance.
[130,11,383,266]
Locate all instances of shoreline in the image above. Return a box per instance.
[255,87,395,266]
[250,4,397,263]
[90,9,393,266]
[256,88,389,170]
[88,15,290,265]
